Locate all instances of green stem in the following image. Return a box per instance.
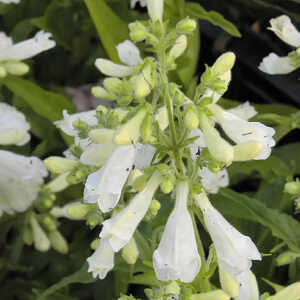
[157,43,184,175]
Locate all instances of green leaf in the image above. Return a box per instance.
[84,0,129,63]
[185,3,241,37]
[37,263,96,300]
[274,143,300,174]
[1,76,75,122]
[211,188,300,252]
[128,272,159,287]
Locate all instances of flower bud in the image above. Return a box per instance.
[165,281,180,295]
[155,106,169,131]
[47,172,70,193]
[134,65,153,99]
[0,66,7,78]
[66,202,91,219]
[168,35,187,60]
[30,215,51,252]
[89,128,115,143]
[184,106,199,130]
[122,237,139,264]
[4,61,29,76]
[276,251,300,266]
[211,52,236,76]
[219,267,239,297]
[176,17,197,33]
[199,113,234,164]
[42,216,57,232]
[92,86,115,100]
[147,0,164,23]
[48,230,69,254]
[160,175,174,194]
[190,290,230,300]
[141,114,153,141]
[284,181,300,195]
[114,108,148,145]
[44,156,78,174]
[87,212,103,228]
[129,21,148,42]
[145,198,161,221]
[90,238,100,250]
[23,225,33,246]
[233,141,263,161]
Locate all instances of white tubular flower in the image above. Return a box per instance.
[258,53,297,75]
[0,102,30,146]
[95,40,142,77]
[84,145,136,213]
[198,167,229,194]
[147,0,164,23]
[209,104,275,160]
[87,238,114,279]
[100,171,162,252]
[195,192,261,277]
[235,271,259,300]
[268,15,300,48]
[188,128,206,160]
[267,282,300,300]
[168,35,187,60]
[0,0,20,4]
[153,181,201,283]
[130,0,147,9]
[228,102,257,120]
[0,31,55,62]
[55,109,97,137]
[0,150,48,216]
[134,143,156,169]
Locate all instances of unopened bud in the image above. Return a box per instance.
[92,86,115,100]
[190,290,230,300]
[23,226,33,246]
[103,77,123,93]
[4,61,29,76]
[212,52,236,76]
[30,215,51,252]
[134,65,152,99]
[155,106,169,131]
[276,251,300,266]
[47,172,70,193]
[233,141,263,161]
[219,267,239,297]
[165,281,180,295]
[147,0,163,22]
[285,181,300,195]
[87,212,103,228]
[176,17,197,33]
[168,35,187,60]
[66,202,90,219]
[129,21,148,42]
[42,216,57,231]
[90,238,100,250]
[160,176,174,194]
[89,128,115,143]
[122,238,139,264]
[114,108,147,145]
[184,106,199,130]
[49,230,69,254]
[141,114,153,141]
[44,156,78,174]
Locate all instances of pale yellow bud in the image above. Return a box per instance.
[103,77,123,93]
[165,281,180,295]
[5,61,29,76]
[114,109,147,145]
[233,141,263,161]
[219,267,239,297]
[155,106,169,131]
[190,290,230,300]
[90,238,100,250]
[89,128,115,143]
[30,215,51,252]
[176,17,197,33]
[122,238,139,264]
[134,65,152,99]
[284,181,300,195]
[129,21,148,42]
[92,86,115,100]
[48,230,69,254]
[169,35,187,60]
[212,52,236,76]
[0,130,27,146]
[47,172,70,193]
[160,177,174,194]
[147,0,164,22]
[184,106,199,130]
[66,202,90,219]
[141,114,153,141]
[44,156,78,174]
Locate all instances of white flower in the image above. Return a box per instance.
[95,40,142,77]
[134,143,156,169]
[84,145,136,213]
[130,0,147,9]
[147,0,164,23]
[87,238,114,279]
[258,53,297,75]
[234,271,259,300]
[0,30,55,61]
[195,192,261,277]
[100,171,162,252]
[0,102,30,145]
[198,167,229,194]
[55,109,97,137]
[268,15,300,48]
[228,102,257,120]
[153,181,201,283]
[0,150,48,216]
[0,0,20,3]
[209,104,275,160]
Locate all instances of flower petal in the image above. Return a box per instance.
[117,40,143,66]
[228,102,257,120]
[95,58,135,77]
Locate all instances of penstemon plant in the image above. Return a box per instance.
[1,0,300,300]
